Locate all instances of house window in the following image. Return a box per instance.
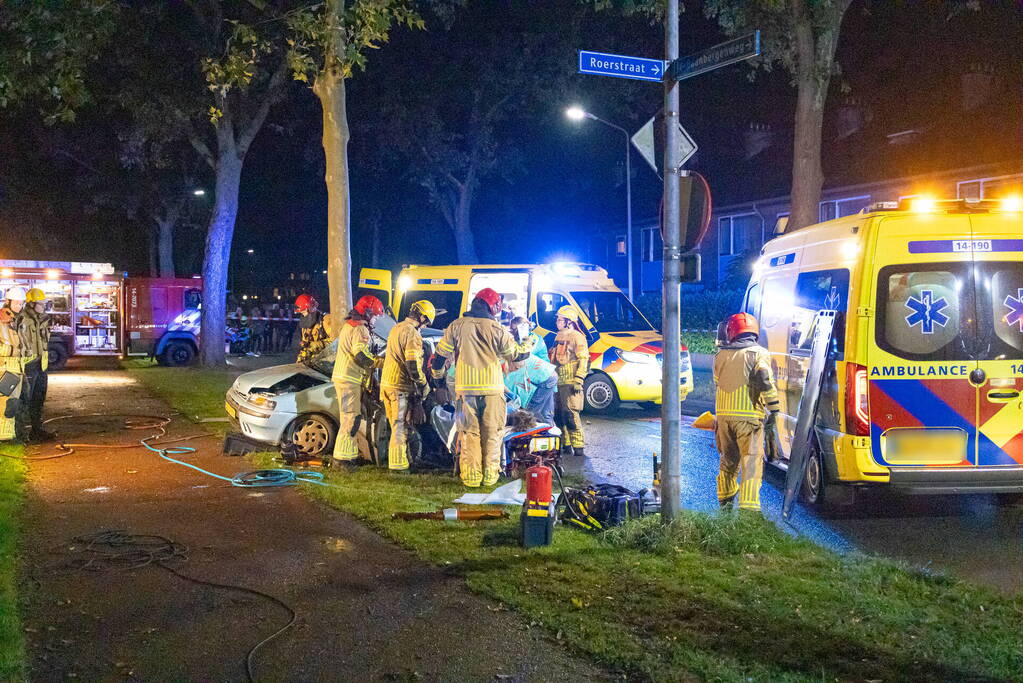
[957,173,1023,200]
[614,235,626,257]
[819,195,870,222]
[641,228,663,262]
[718,214,760,256]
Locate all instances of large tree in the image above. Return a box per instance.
[704,0,853,231]
[286,1,432,317]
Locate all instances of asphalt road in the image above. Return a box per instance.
[562,399,1023,594]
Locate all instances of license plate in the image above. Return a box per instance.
[885,429,966,465]
[225,401,237,419]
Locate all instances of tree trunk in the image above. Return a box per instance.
[156,205,179,278]
[314,68,353,318]
[787,71,826,232]
[148,228,159,277]
[199,153,243,367]
[453,183,479,263]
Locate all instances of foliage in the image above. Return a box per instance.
[142,368,1023,681]
[636,288,744,331]
[0,0,117,122]
[0,445,26,681]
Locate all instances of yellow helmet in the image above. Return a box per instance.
[26,288,46,303]
[556,305,579,323]
[410,300,437,324]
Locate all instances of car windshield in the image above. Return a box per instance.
[571,291,653,333]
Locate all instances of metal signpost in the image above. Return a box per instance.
[577,26,761,521]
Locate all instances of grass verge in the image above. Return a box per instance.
[141,366,1023,681]
[0,445,27,681]
[123,359,238,435]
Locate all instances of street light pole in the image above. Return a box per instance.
[565,108,635,299]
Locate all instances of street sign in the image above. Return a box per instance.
[578,50,666,82]
[668,31,761,82]
[631,114,697,176]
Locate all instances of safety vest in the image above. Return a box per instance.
[713,342,779,420]
[380,319,424,391]
[332,320,373,385]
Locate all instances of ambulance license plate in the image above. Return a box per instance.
[225,401,237,419]
[886,429,966,465]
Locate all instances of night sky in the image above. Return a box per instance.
[3,0,1022,296]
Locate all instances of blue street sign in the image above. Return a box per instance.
[668,31,761,82]
[578,50,665,82]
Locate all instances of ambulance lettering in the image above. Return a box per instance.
[1003,288,1023,331]
[904,290,949,334]
[869,365,969,378]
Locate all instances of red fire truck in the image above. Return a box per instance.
[0,261,202,369]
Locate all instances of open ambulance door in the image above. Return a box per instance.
[357,268,393,312]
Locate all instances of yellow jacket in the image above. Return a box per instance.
[332,320,375,386]
[551,328,589,386]
[433,314,533,396]
[380,319,425,391]
[713,340,780,420]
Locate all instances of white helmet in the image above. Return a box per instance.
[4,286,26,302]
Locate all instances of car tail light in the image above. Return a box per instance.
[845,363,869,436]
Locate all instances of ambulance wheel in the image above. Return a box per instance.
[583,373,619,413]
[288,413,336,457]
[799,449,825,506]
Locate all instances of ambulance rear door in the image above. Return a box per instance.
[966,213,1023,467]
[868,215,979,469]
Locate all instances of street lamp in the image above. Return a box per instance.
[246,248,254,254]
[565,105,634,299]
[192,189,205,196]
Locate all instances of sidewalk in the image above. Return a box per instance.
[19,361,604,681]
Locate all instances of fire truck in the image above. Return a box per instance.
[0,261,202,369]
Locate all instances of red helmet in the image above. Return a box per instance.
[725,312,759,342]
[354,295,384,317]
[474,287,502,309]
[294,294,316,312]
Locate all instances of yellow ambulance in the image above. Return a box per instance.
[745,196,1023,506]
[357,262,693,412]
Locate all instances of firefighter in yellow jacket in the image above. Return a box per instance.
[551,305,590,457]
[332,295,385,466]
[429,288,534,487]
[19,288,53,441]
[0,287,26,442]
[380,300,436,472]
[295,294,330,364]
[713,312,780,513]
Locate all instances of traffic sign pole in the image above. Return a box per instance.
[660,0,682,522]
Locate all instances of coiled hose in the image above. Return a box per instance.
[3,413,325,487]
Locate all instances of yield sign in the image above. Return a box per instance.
[631,115,697,176]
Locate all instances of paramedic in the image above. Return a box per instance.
[332,295,385,466]
[551,306,589,457]
[379,300,436,472]
[713,312,780,513]
[429,288,534,488]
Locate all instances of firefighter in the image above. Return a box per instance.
[332,295,385,466]
[713,312,780,513]
[380,300,436,472]
[295,294,330,364]
[0,288,26,441]
[19,288,53,442]
[429,288,534,488]
[551,305,589,457]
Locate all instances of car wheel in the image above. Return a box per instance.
[47,345,68,371]
[799,448,825,505]
[583,373,620,413]
[288,414,336,457]
[372,410,389,468]
[158,341,195,367]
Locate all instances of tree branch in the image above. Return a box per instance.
[236,55,289,156]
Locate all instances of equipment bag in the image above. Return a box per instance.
[558,483,642,531]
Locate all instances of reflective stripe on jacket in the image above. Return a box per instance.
[551,328,589,386]
[435,315,530,396]
[332,321,373,385]
[17,308,48,362]
[380,319,424,391]
[713,341,779,420]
